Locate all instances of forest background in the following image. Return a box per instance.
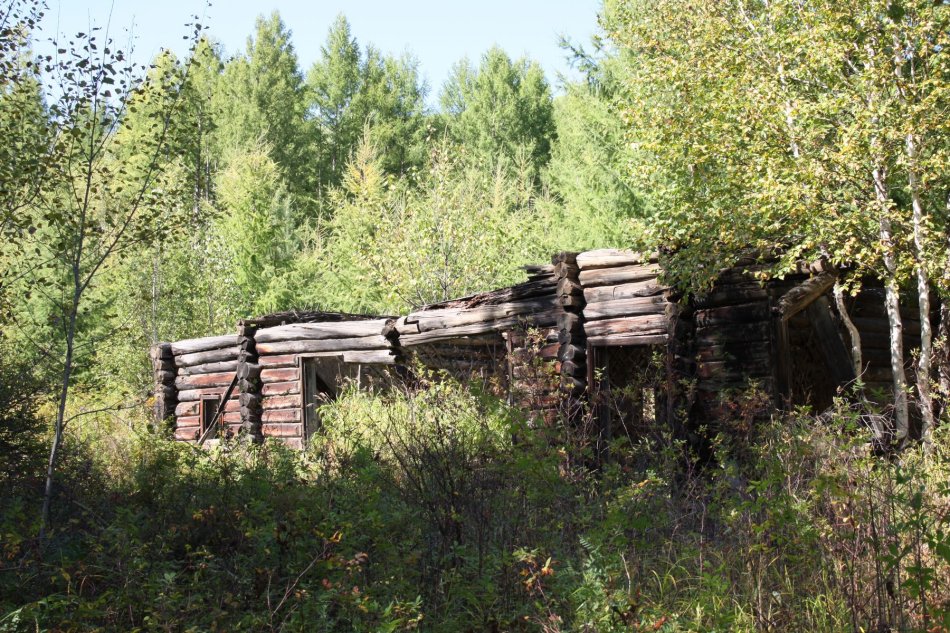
[1,0,949,631]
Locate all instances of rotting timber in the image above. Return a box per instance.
[152,249,930,449]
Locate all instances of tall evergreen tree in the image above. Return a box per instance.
[439,47,555,180]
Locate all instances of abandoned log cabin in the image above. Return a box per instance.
[151,249,927,449]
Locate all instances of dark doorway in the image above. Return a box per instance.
[589,345,664,445]
[301,357,342,443]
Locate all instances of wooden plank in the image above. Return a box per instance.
[262,423,303,438]
[262,395,300,410]
[175,347,239,368]
[259,354,297,368]
[583,314,668,338]
[579,264,661,287]
[256,336,390,356]
[263,408,302,423]
[576,249,655,269]
[255,320,388,343]
[341,349,397,364]
[399,313,558,346]
[174,427,200,441]
[178,360,239,376]
[582,295,668,320]
[177,386,242,402]
[261,367,299,384]
[174,371,235,390]
[403,298,558,333]
[177,416,199,429]
[170,335,240,356]
[587,333,668,347]
[582,280,665,304]
[262,381,300,397]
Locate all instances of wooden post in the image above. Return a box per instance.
[238,322,263,442]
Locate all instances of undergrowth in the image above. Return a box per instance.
[0,377,948,632]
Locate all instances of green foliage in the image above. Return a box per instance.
[440,47,555,181]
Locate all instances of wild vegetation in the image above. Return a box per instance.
[1,0,949,630]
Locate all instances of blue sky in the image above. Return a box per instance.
[45,1,601,103]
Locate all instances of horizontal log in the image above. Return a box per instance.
[579,264,661,288]
[399,314,558,346]
[263,408,302,423]
[238,363,262,380]
[239,392,262,408]
[175,399,240,417]
[419,277,556,312]
[576,249,655,269]
[342,349,398,364]
[560,295,584,309]
[256,336,390,356]
[174,427,200,441]
[177,386,241,402]
[694,283,769,308]
[402,298,558,334]
[587,333,668,347]
[261,367,299,384]
[174,371,235,390]
[262,381,300,397]
[551,251,579,265]
[262,423,303,438]
[177,360,239,376]
[175,347,239,368]
[276,438,305,450]
[259,354,297,368]
[177,416,199,429]
[559,360,585,377]
[171,334,240,356]
[584,314,668,338]
[852,317,921,336]
[262,395,300,410]
[255,320,389,343]
[695,302,770,327]
[558,312,582,332]
[553,262,579,278]
[582,279,666,304]
[695,321,770,345]
[583,295,668,320]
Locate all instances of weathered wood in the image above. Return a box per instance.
[576,249,655,269]
[578,264,662,287]
[256,336,390,356]
[255,320,389,343]
[553,262,580,278]
[259,354,297,368]
[262,423,303,438]
[239,392,262,408]
[177,386,242,402]
[694,284,769,308]
[155,370,175,384]
[558,344,586,362]
[342,349,397,364]
[695,302,771,327]
[150,343,173,361]
[175,347,239,368]
[174,427,200,441]
[776,272,837,321]
[263,408,302,423]
[261,367,299,384]
[551,251,579,265]
[852,316,921,336]
[697,360,772,381]
[174,371,235,390]
[558,312,582,332]
[262,381,301,397]
[587,333,668,347]
[178,360,239,376]
[170,334,240,356]
[584,314,668,338]
[806,296,858,385]
[262,395,300,410]
[556,277,584,297]
[582,280,665,304]
[237,362,262,380]
[695,321,771,345]
[176,399,240,417]
[560,294,585,310]
[399,314,558,346]
[583,295,669,320]
[177,416,199,429]
[402,298,558,334]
